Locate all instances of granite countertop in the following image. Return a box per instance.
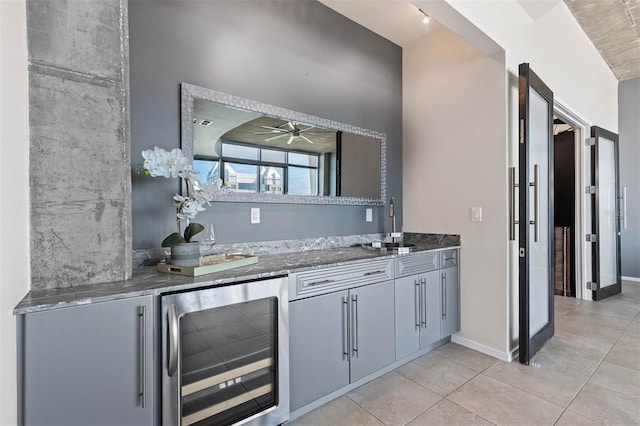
[14,233,460,314]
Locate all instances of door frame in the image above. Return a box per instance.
[553,100,591,301]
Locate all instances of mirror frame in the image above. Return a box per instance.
[181,83,387,206]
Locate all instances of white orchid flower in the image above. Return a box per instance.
[173,194,205,220]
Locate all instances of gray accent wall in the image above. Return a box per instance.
[129,0,403,249]
[27,0,132,289]
[619,78,640,279]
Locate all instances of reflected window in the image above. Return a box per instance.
[197,142,319,195]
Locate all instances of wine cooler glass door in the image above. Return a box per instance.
[162,277,289,426]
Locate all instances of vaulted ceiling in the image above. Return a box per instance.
[564,0,640,81]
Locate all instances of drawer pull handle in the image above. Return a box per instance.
[308,279,335,286]
[363,270,385,276]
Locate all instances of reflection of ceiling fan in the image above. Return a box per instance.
[255,121,316,144]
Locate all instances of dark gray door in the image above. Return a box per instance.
[590,126,622,300]
[421,270,442,347]
[394,275,421,359]
[440,266,460,338]
[518,63,555,365]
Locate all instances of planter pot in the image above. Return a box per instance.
[170,242,201,267]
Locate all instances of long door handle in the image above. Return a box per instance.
[414,280,421,330]
[167,304,179,377]
[138,305,147,408]
[509,167,519,241]
[530,164,540,242]
[623,186,627,229]
[351,294,359,357]
[342,296,349,360]
[441,273,447,320]
[421,278,427,328]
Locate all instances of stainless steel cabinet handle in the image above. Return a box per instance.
[509,166,520,241]
[364,270,385,277]
[351,294,359,357]
[530,164,540,243]
[441,273,447,320]
[309,278,335,286]
[342,296,349,360]
[421,278,427,328]
[414,280,420,329]
[138,305,146,408]
[167,304,179,377]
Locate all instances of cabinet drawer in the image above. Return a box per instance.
[289,259,393,300]
[440,249,458,268]
[395,251,438,278]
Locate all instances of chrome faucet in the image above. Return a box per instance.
[389,197,397,243]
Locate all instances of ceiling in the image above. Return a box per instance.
[564,0,640,81]
[319,0,639,81]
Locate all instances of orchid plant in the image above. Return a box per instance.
[139,147,225,247]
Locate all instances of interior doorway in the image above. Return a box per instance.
[553,117,577,297]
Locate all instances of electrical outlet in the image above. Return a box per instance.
[251,208,260,224]
[365,208,373,222]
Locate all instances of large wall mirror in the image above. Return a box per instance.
[181,83,386,205]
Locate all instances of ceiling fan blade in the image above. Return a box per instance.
[287,135,295,144]
[287,121,296,130]
[300,135,314,144]
[260,125,288,132]
[298,125,315,133]
[266,133,289,142]
[255,131,282,135]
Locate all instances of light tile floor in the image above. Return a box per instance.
[290,281,640,426]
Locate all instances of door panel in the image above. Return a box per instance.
[591,126,622,300]
[350,281,395,383]
[518,63,554,364]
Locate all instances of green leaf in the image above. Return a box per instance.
[161,233,186,247]
[184,223,204,242]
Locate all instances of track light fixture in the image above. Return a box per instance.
[419,8,430,24]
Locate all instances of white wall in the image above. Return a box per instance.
[403,25,509,355]
[0,0,30,423]
[407,0,619,356]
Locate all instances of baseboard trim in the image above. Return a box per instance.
[622,276,640,283]
[451,335,518,362]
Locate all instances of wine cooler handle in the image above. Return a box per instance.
[138,305,147,408]
[168,304,179,377]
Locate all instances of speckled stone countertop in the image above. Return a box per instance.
[14,233,459,314]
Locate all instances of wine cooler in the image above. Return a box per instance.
[161,277,289,425]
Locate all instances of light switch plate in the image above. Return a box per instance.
[365,208,373,222]
[251,208,260,224]
[471,207,482,222]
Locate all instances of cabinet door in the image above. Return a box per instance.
[289,290,350,411]
[441,266,460,337]
[420,270,442,348]
[22,296,155,426]
[350,280,396,382]
[394,275,421,360]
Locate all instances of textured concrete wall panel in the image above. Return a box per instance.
[29,72,126,203]
[30,200,127,290]
[27,0,122,80]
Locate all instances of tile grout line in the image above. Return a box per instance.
[551,299,638,426]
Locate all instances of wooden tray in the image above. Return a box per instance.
[157,254,258,277]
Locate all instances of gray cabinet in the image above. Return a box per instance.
[289,290,350,411]
[394,249,460,360]
[289,280,395,411]
[441,265,460,337]
[20,296,155,426]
